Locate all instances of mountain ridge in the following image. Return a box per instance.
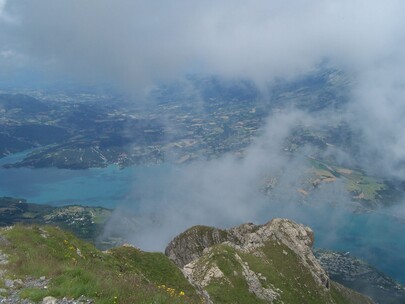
[165,219,372,304]
[0,219,374,303]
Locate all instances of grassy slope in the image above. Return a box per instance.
[0,225,201,304]
[203,245,267,304]
[202,242,372,304]
[0,224,373,304]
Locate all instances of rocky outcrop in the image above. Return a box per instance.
[165,225,230,267]
[166,218,374,304]
[234,252,281,302]
[166,218,329,290]
[265,219,329,289]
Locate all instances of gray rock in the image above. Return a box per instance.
[0,236,11,246]
[13,279,24,288]
[165,225,230,267]
[166,218,329,290]
[43,296,57,304]
[4,279,14,288]
[0,252,9,265]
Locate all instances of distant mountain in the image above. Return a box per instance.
[0,93,49,114]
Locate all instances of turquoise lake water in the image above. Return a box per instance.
[0,150,171,208]
[0,151,404,283]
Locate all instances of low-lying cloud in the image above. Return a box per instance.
[0,1,404,88]
[2,1,405,175]
[101,110,352,251]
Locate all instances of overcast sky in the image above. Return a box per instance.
[0,0,404,89]
[1,1,405,176]
[1,0,405,176]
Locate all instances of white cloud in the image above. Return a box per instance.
[0,0,5,15]
[0,0,15,23]
[0,1,404,178]
[1,0,404,88]
[0,49,15,59]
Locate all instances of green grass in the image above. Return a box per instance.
[201,241,335,304]
[330,282,373,304]
[310,158,334,173]
[108,246,198,298]
[309,158,386,202]
[345,173,385,201]
[202,241,369,304]
[240,241,334,304]
[203,245,266,304]
[90,208,112,224]
[0,225,201,304]
[0,224,372,304]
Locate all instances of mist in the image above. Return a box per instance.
[1,0,405,282]
[0,1,404,86]
[99,107,405,283]
[1,0,405,173]
[100,109,357,251]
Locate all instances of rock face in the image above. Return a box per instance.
[166,218,374,304]
[165,225,230,267]
[166,219,329,290]
[263,219,329,289]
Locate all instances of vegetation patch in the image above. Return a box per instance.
[0,225,200,303]
[0,197,112,243]
[205,245,266,304]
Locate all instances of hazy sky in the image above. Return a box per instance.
[1,0,404,89]
[2,0,405,207]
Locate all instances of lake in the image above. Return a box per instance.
[0,150,404,284]
[0,150,171,208]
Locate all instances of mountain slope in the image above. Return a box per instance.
[0,219,373,303]
[166,219,373,304]
[0,225,201,303]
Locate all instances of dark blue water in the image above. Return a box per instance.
[0,150,404,284]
